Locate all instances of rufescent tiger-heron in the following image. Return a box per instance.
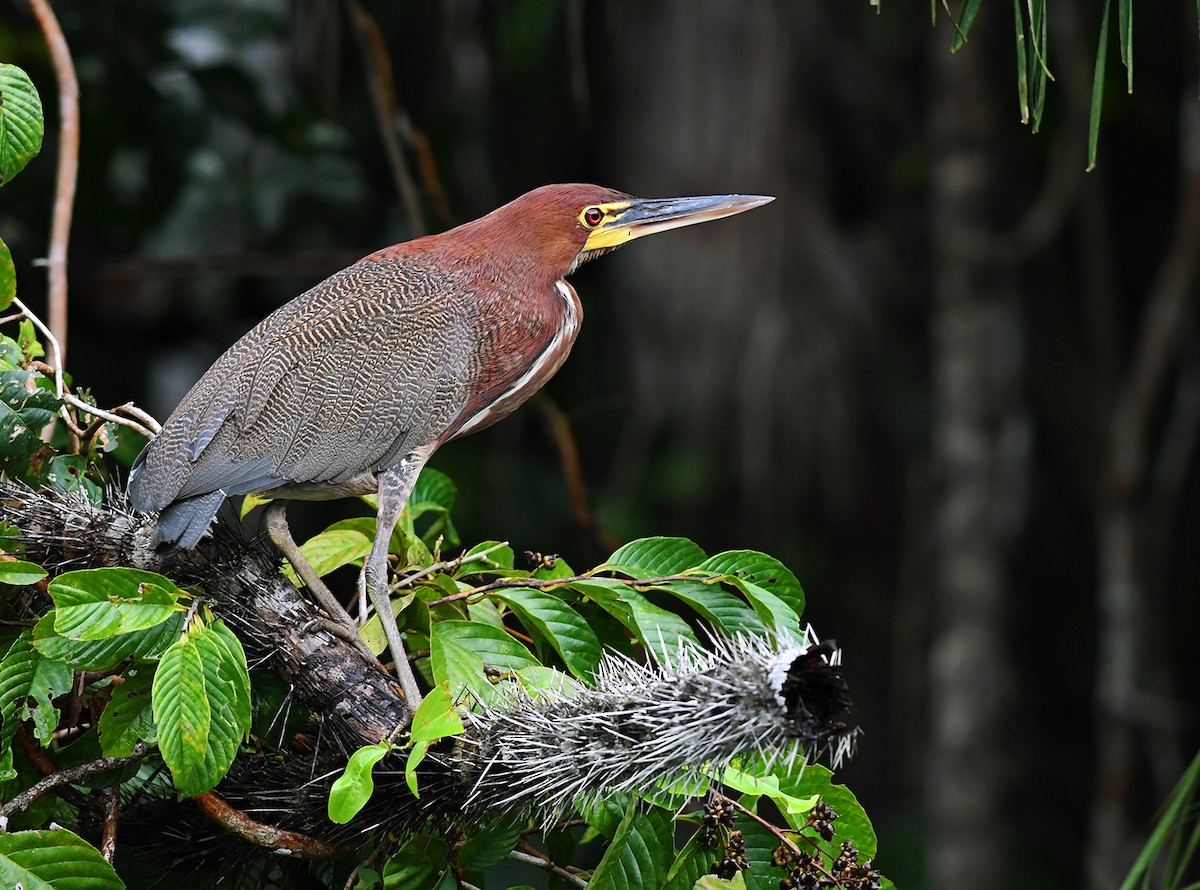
[127,183,773,722]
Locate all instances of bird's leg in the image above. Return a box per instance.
[365,455,429,721]
[262,500,377,663]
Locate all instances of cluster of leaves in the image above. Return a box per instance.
[0,57,890,890]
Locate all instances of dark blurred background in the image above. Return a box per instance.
[2,2,1198,887]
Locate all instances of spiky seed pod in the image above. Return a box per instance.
[424,630,856,824]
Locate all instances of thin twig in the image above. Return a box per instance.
[390,540,511,594]
[345,0,425,237]
[0,742,148,819]
[424,570,723,608]
[27,0,79,372]
[60,391,158,438]
[100,785,119,863]
[508,846,588,889]
[192,791,350,859]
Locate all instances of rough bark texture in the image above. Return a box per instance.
[925,24,1028,890]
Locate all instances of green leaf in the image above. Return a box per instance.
[49,568,185,640]
[728,817,780,890]
[0,828,124,890]
[284,526,373,585]
[605,536,707,576]
[152,614,251,797]
[588,797,675,890]
[0,237,13,313]
[493,587,602,679]
[0,64,44,187]
[721,764,818,820]
[657,580,766,638]
[429,619,539,701]
[407,466,460,547]
[699,551,805,618]
[33,610,184,671]
[1088,0,1112,171]
[663,831,711,890]
[0,559,47,586]
[695,875,747,890]
[774,763,877,860]
[457,821,523,871]
[382,833,451,889]
[0,630,71,778]
[622,589,700,662]
[1117,0,1132,92]
[328,740,392,824]
[949,0,983,51]
[405,683,464,797]
[0,369,59,479]
[97,665,156,756]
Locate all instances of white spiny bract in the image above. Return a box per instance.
[436,629,855,822]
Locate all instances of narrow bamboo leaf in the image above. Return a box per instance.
[0,237,13,313]
[605,536,707,576]
[0,64,44,187]
[97,665,155,756]
[493,587,602,679]
[950,0,983,51]
[939,0,968,46]
[1118,0,1132,92]
[405,684,464,797]
[0,828,124,889]
[429,619,539,701]
[587,798,675,890]
[329,740,392,823]
[50,568,184,640]
[0,558,46,586]
[1030,0,1050,133]
[1089,0,1112,171]
[1014,0,1031,123]
[33,610,184,670]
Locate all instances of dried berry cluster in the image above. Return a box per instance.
[700,798,750,879]
[773,834,884,889]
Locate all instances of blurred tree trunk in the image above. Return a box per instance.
[925,22,1029,890]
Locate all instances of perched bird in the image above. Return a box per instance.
[128,183,773,718]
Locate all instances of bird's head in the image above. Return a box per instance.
[458,183,774,281]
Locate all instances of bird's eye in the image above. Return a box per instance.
[582,206,605,227]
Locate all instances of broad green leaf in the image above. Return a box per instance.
[382,833,451,889]
[721,764,818,818]
[152,615,251,797]
[97,665,155,756]
[588,797,675,890]
[405,683,464,797]
[493,587,602,679]
[407,466,460,547]
[457,821,523,870]
[699,551,805,618]
[429,619,539,701]
[32,610,184,670]
[731,579,801,639]
[605,536,707,576]
[622,589,700,662]
[0,369,59,479]
[695,875,747,890]
[0,828,123,890]
[328,740,392,823]
[726,817,779,890]
[461,539,514,572]
[776,763,877,860]
[50,568,184,640]
[0,64,44,187]
[0,559,46,586]
[0,237,13,313]
[16,320,42,362]
[0,630,71,779]
[284,527,373,585]
[657,579,766,638]
[663,831,710,890]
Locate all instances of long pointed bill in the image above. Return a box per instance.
[582,193,775,251]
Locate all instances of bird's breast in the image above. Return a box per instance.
[449,279,583,439]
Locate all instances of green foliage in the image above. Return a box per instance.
[0,828,124,890]
[328,740,393,824]
[404,683,464,797]
[0,63,43,187]
[1120,748,1200,890]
